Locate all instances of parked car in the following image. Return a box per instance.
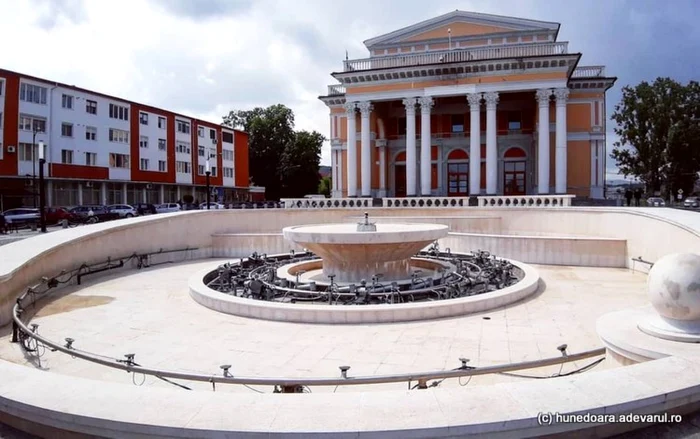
[199,202,225,210]
[2,208,39,226]
[44,207,73,224]
[156,203,181,214]
[684,197,699,208]
[107,204,137,218]
[133,203,158,215]
[647,197,666,207]
[69,205,121,223]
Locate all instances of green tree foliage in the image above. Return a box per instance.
[318,176,332,197]
[223,105,325,200]
[611,78,700,194]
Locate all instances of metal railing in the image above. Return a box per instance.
[343,41,569,72]
[572,66,606,78]
[327,84,346,95]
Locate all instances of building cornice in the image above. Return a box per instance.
[369,29,552,52]
[568,77,617,92]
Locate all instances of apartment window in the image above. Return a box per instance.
[85,126,97,141]
[109,153,129,168]
[210,129,217,142]
[223,167,234,178]
[19,115,46,132]
[19,83,47,104]
[176,142,190,154]
[198,146,205,157]
[222,131,233,143]
[0,80,4,96]
[18,143,43,161]
[176,120,190,134]
[109,103,129,121]
[140,112,149,125]
[140,158,149,170]
[158,138,166,151]
[176,161,191,173]
[222,149,233,161]
[210,166,217,177]
[61,149,73,164]
[198,164,205,175]
[85,152,97,166]
[109,128,129,144]
[198,126,204,137]
[86,100,97,115]
[507,111,522,130]
[158,116,166,129]
[139,136,148,148]
[62,94,73,109]
[451,114,464,133]
[158,160,166,172]
[61,123,73,137]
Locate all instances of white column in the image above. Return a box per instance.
[379,143,386,196]
[597,140,605,189]
[46,180,53,206]
[176,185,181,202]
[332,150,338,192]
[467,93,482,196]
[403,98,417,196]
[554,88,569,194]
[419,97,434,196]
[357,101,372,197]
[77,183,84,205]
[344,102,357,197]
[484,92,499,195]
[122,182,128,204]
[590,140,597,188]
[536,89,552,194]
[337,149,343,197]
[101,182,107,205]
[159,185,165,204]
[142,188,147,203]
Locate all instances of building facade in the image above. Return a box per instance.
[0,69,252,210]
[320,11,616,199]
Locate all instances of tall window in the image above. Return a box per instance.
[140,158,149,170]
[62,94,74,109]
[19,83,47,104]
[85,152,97,166]
[85,126,97,141]
[158,116,166,129]
[158,160,166,172]
[140,112,149,125]
[198,164,205,175]
[109,103,129,121]
[61,123,73,137]
[158,138,166,150]
[198,146,205,157]
[210,129,217,141]
[61,149,73,164]
[109,128,129,144]
[198,126,204,137]
[109,153,130,168]
[86,100,97,115]
[176,120,190,134]
[139,136,148,148]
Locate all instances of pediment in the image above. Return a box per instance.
[364,10,559,48]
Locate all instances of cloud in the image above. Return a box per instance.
[2,0,699,168]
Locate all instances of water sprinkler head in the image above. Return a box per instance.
[220,364,232,377]
[459,357,470,369]
[339,365,351,378]
[557,344,568,356]
[64,338,75,349]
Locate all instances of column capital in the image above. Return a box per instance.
[356,101,373,115]
[467,92,483,109]
[418,96,434,112]
[402,97,417,115]
[535,89,553,107]
[483,91,499,109]
[553,88,570,106]
[343,101,357,115]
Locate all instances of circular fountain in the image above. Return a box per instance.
[282,213,448,283]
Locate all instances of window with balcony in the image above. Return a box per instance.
[158,160,166,172]
[85,126,97,141]
[61,123,73,137]
[139,136,148,148]
[109,103,129,121]
[176,120,190,134]
[62,94,73,109]
[85,152,97,166]
[61,149,73,164]
[109,128,129,144]
[140,112,149,125]
[20,83,47,104]
[158,116,166,129]
[158,138,166,151]
[176,161,191,173]
[109,153,130,168]
[86,100,97,115]
[140,158,149,170]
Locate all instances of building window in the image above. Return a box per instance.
[176,142,190,154]
[109,153,129,168]
[210,166,217,177]
[222,149,233,161]
[19,115,46,132]
[0,80,4,96]
[61,149,73,164]
[222,131,233,143]
[140,158,149,170]
[109,128,129,144]
[19,83,47,104]
[139,136,148,148]
[62,94,73,109]
[176,120,190,134]
[210,129,217,141]
[158,138,166,151]
[86,100,97,115]
[0,111,3,130]
[85,126,97,141]
[176,160,191,173]
[85,152,97,166]
[508,111,522,130]
[198,164,205,175]
[61,123,73,137]
[223,167,234,178]
[109,103,129,121]
[198,146,205,157]
[451,114,464,133]
[18,143,43,161]
[158,116,166,129]
[140,112,149,125]
[158,160,166,172]
[198,126,204,137]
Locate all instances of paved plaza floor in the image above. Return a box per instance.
[0,259,648,393]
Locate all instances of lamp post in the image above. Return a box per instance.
[32,125,42,207]
[38,141,47,233]
[205,158,211,210]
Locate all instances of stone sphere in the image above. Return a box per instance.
[648,253,700,322]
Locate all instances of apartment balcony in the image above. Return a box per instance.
[342,41,569,72]
[571,66,606,78]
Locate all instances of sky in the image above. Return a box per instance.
[1,0,699,181]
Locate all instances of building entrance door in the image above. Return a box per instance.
[394,165,406,197]
[447,163,468,196]
[504,160,526,195]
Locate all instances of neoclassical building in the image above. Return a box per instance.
[319,11,616,199]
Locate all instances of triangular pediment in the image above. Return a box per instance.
[364,10,559,48]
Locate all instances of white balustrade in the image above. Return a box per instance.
[281,198,373,209]
[571,66,605,78]
[478,195,575,207]
[382,197,472,208]
[327,84,346,95]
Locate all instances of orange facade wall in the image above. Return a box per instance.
[567,140,591,194]
[50,163,109,180]
[0,73,19,176]
[567,103,592,131]
[234,131,249,187]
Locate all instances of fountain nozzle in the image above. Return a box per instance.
[357,212,377,232]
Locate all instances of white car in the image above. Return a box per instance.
[2,208,39,225]
[107,204,137,218]
[156,203,182,214]
[199,202,225,210]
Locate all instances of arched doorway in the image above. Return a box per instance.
[447,149,468,196]
[503,147,527,195]
[394,151,406,197]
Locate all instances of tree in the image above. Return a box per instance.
[222,106,325,200]
[318,176,332,197]
[611,78,700,195]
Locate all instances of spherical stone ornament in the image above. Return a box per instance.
[639,253,700,342]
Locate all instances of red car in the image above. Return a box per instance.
[44,207,73,225]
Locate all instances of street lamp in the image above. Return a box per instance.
[205,158,211,210]
[38,141,47,233]
[32,125,43,207]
